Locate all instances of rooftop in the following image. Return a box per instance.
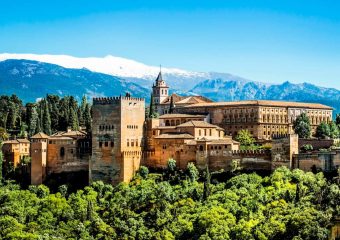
[160,93,213,105]
[31,132,49,139]
[180,100,333,110]
[154,133,195,139]
[177,120,224,130]
[2,139,30,144]
[159,113,207,119]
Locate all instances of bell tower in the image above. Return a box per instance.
[152,69,169,105]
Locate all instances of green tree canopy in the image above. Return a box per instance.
[293,113,311,138]
[235,129,255,146]
[316,122,331,139]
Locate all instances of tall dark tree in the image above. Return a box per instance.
[26,103,39,136]
[293,113,311,138]
[149,93,158,118]
[69,108,79,131]
[35,117,42,134]
[77,107,84,127]
[42,100,52,135]
[203,165,211,201]
[336,114,340,126]
[84,103,92,131]
[46,95,60,131]
[169,95,174,113]
[0,141,3,182]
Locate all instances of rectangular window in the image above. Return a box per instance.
[99,142,103,148]
[127,140,129,147]
[105,142,108,147]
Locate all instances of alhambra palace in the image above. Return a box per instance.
[2,71,339,185]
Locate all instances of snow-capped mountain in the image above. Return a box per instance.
[0,53,207,90]
[1,53,340,114]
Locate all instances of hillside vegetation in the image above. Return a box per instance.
[0,166,339,240]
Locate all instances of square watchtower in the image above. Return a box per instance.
[90,94,145,184]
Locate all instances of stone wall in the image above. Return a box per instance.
[299,138,334,151]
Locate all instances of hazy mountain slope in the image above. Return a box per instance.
[0,59,149,102]
[191,79,340,113]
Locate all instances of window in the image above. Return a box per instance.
[60,147,65,157]
[127,139,129,147]
[204,129,207,136]
[99,142,103,148]
[209,129,212,136]
[105,142,108,147]
[111,141,114,147]
[199,130,201,136]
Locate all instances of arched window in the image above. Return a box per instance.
[199,145,204,151]
[60,147,65,157]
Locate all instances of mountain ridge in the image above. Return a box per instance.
[0,57,339,115]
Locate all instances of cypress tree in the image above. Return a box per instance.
[35,117,42,134]
[77,107,84,127]
[46,95,60,131]
[84,103,92,131]
[26,103,38,136]
[149,94,158,118]
[80,95,87,114]
[0,141,3,182]
[69,108,79,131]
[169,95,174,113]
[203,165,211,201]
[42,100,52,135]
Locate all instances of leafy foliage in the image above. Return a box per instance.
[235,129,255,148]
[0,167,338,239]
[293,113,311,138]
[316,122,331,139]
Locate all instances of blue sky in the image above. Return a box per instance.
[1,0,340,88]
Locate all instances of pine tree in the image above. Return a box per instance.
[42,100,52,135]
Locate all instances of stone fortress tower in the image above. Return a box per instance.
[90,94,145,184]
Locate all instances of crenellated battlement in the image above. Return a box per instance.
[232,149,271,156]
[93,96,145,105]
[121,151,143,156]
[272,133,292,140]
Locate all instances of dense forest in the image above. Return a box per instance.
[0,94,91,138]
[0,162,339,239]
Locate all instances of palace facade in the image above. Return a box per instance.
[174,101,333,140]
